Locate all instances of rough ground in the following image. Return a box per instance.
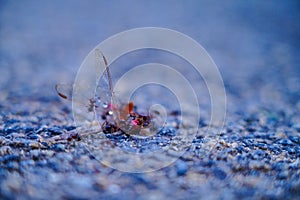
[1,94,300,199]
[0,1,299,200]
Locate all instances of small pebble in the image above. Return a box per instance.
[277,171,289,179]
[29,142,40,149]
[213,168,227,180]
[176,160,188,176]
[278,139,293,146]
[52,144,65,152]
[108,184,121,194]
[288,136,300,144]
[231,142,239,148]
[47,127,64,136]
[3,154,20,163]
[0,146,12,156]
[252,150,266,160]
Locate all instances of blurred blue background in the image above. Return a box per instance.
[0,0,299,111]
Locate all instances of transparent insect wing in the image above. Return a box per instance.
[95,79,112,107]
[94,49,115,103]
[56,83,99,117]
[94,49,122,126]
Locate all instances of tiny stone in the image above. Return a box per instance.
[28,134,38,140]
[0,146,12,156]
[3,154,20,163]
[108,184,121,194]
[213,168,227,180]
[176,160,188,176]
[23,126,34,133]
[231,142,239,148]
[47,127,64,135]
[31,149,40,160]
[277,171,289,179]
[252,150,265,160]
[29,142,40,149]
[288,136,300,144]
[4,127,15,134]
[6,161,19,170]
[292,123,300,132]
[53,144,65,152]
[249,160,264,169]
[278,139,293,146]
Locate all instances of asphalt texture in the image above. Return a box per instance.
[0,1,300,200]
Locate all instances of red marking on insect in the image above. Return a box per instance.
[100,100,152,135]
[107,103,116,110]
